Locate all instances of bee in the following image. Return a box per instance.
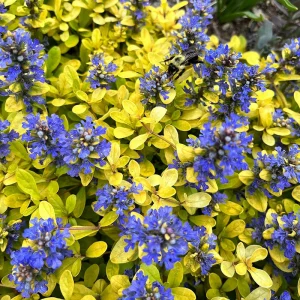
[164,46,201,80]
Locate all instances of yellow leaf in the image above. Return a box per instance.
[122,100,139,115]
[86,241,108,258]
[176,144,195,163]
[245,189,268,212]
[39,201,56,221]
[114,127,134,139]
[118,71,141,78]
[157,186,176,198]
[129,133,149,150]
[292,185,300,202]
[150,107,167,123]
[59,270,74,300]
[186,192,211,208]
[262,131,275,146]
[221,261,235,278]
[235,263,247,276]
[161,169,178,187]
[245,287,271,300]
[171,287,196,300]
[248,268,273,288]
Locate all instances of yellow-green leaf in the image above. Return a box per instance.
[39,201,56,220]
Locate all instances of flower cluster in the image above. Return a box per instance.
[86,53,117,89]
[268,212,300,260]
[139,66,174,109]
[9,218,72,297]
[281,38,300,70]
[121,207,195,270]
[60,117,111,177]
[185,226,217,276]
[188,114,252,190]
[249,145,300,194]
[119,271,173,300]
[0,215,24,254]
[94,183,142,215]
[191,44,269,116]
[120,0,150,22]
[174,0,214,52]
[0,28,46,111]
[22,114,65,161]
[0,120,18,162]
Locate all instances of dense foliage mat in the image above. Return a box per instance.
[0,0,299,299]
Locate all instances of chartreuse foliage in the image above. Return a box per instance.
[0,0,300,300]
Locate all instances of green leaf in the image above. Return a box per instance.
[185,192,211,208]
[140,264,162,283]
[222,278,237,292]
[167,262,183,288]
[66,195,76,214]
[59,270,74,300]
[16,169,41,203]
[209,273,222,289]
[64,65,80,91]
[245,287,271,300]
[106,260,119,281]
[84,264,99,288]
[10,141,30,161]
[73,187,86,218]
[171,287,196,300]
[277,0,298,11]
[46,46,61,76]
[86,241,108,258]
[238,278,250,297]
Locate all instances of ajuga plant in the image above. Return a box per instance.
[0,0,300,299]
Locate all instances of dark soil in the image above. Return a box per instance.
[207,0,300,51]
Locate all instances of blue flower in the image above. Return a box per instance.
[8,247,48,298]
[251,145,300,193]
[94,183,142,215]
[139,66,174,109]
[271,291,292,300]
[249,214,266,244]
[0,28,46,111]
[119,271,173,300]
[120,206,194,270]
[0,215,24,254]
[271,212,299,259]
[189,114,252,190]
[288,253,300,276]
[86,53,117,89]
[9,218,72,297]
[202,192,227,215]
[173,0,214,52]
[22,114,66,161]
[281,38,300,69]
[188,226,217,275]
[120,0,149,23]
[59,117,111,177]
[0,120,19,161]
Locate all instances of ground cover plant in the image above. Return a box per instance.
[0,0,300,299]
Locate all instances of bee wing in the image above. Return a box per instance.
[182,50,200,66]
